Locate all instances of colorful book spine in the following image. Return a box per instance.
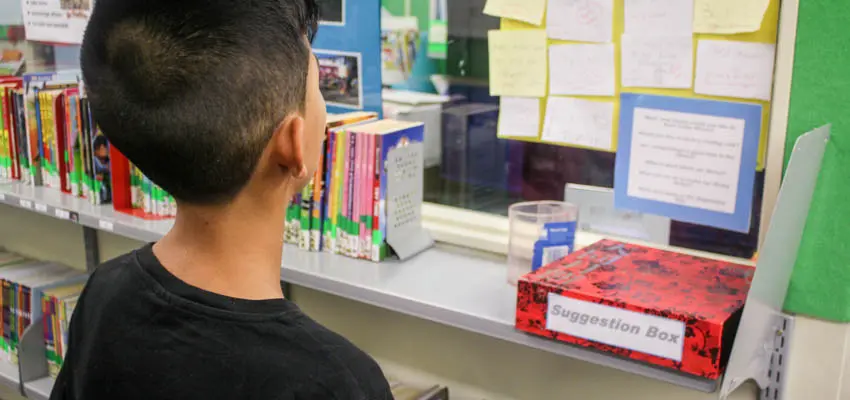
[321,131,336,253]
[332,130,347,254]
[363,134,375,260]
[310,142,325,251]
[298,181,312,250]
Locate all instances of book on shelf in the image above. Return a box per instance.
[1,71,178,220]
[284,114,433,262]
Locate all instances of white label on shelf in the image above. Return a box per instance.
[98,220,115,232]
[54,209,71,220]
[0,193,5,201]
[546,292,685,361]
[34,203,48,213]
[19,199,32,209]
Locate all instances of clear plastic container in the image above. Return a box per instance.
[507,201,579,285]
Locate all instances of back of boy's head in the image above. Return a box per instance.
[81,0,319,204]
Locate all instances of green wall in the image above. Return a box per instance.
[783,0,850,321]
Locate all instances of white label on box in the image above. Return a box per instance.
[34,203,48,213]
[54,209,71,220]
[546,292,685,361]
[98,220,115,232]
[19,199,32,209]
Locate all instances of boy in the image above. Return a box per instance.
[51,0,393,399]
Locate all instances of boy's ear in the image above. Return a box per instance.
[271,115,308,179]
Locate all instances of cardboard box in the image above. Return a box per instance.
[516,239,754,379]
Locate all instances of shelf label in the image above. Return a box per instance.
[54,209,71,220]
[546,292,685,361]
[98,219,115,232]
[19,199,32,209]
[0,193,5,201]
[34,203,48,213]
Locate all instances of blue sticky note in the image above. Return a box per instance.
[614,94,761,233]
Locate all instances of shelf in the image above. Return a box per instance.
[0,181,718,393]
[23,377,53,400]
[0,358,20,394]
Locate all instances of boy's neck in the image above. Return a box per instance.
[153,195,288,301]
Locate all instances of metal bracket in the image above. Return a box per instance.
[720,126,828,400]
[761,315,793,400]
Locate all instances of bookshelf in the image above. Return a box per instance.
[0,357,19,395]
[0,181,719,394]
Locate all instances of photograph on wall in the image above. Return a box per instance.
[315,49,362,109]
[318,0,344,25]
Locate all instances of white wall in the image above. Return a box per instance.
[3,205,845,400]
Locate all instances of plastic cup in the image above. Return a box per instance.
[507,201,579,285]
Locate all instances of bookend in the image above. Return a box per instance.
[385,141,434,260]
[719,125,830,400]
[18,317,47,397]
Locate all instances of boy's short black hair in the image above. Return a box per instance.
[92,135,108,151]
[81,0,319,204]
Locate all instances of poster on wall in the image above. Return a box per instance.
[316,50,363,109]
[313,0,382,116]
[21,0,92,44]
[614,94,762,233]
[319,0,345,25]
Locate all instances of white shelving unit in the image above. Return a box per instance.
[0,181,721,396]
[0,358,20,395]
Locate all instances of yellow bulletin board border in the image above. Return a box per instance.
[496,0,781,170]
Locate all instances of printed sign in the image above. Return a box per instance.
[546,292,685,361]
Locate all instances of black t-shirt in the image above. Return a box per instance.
[50,244,393,400]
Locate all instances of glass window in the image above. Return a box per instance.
[415,0,768,259]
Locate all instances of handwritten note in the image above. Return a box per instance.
[542,97,614,150]
[498,97,542,138]
[547,0,613,43]
[624,0,693,34]
[627,108,745,214]
[488,30,548,97]
[694,40,776,101]
[693,0,769,34]
[549,44,615,96]
[621,35,693,89]
[484,0,546,25]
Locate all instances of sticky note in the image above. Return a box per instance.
[498,97,542,138]
[549,43,615,96]
[621,35,693,89]
[484,0,546,26]
[624,0,694,34]
[693,0,770,34]
[547,0,613,43]
[694,40,776,101]
[488,29,548,97]
[542,97,614,151]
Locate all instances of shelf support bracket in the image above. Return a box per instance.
[83,226,100,273]
[720,126,828,400]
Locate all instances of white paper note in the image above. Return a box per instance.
[488,29,549,97]
[624,0,694,34]
[498,97,542,138]
[542,97,614,150]
[547,0,613,43]
[621,35,694,89]
[694,40,776,101]
[483,0,547,25]
[549,44,615,96]
[693,0,770,34]
[627,108,745,214]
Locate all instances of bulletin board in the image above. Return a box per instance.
[493,0,780,171]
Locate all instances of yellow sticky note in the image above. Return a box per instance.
[488,29,548,97]
[694,0,770,34]
[483,0,546,26]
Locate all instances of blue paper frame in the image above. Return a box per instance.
[313,0,382,117]
[614,93,762,233]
